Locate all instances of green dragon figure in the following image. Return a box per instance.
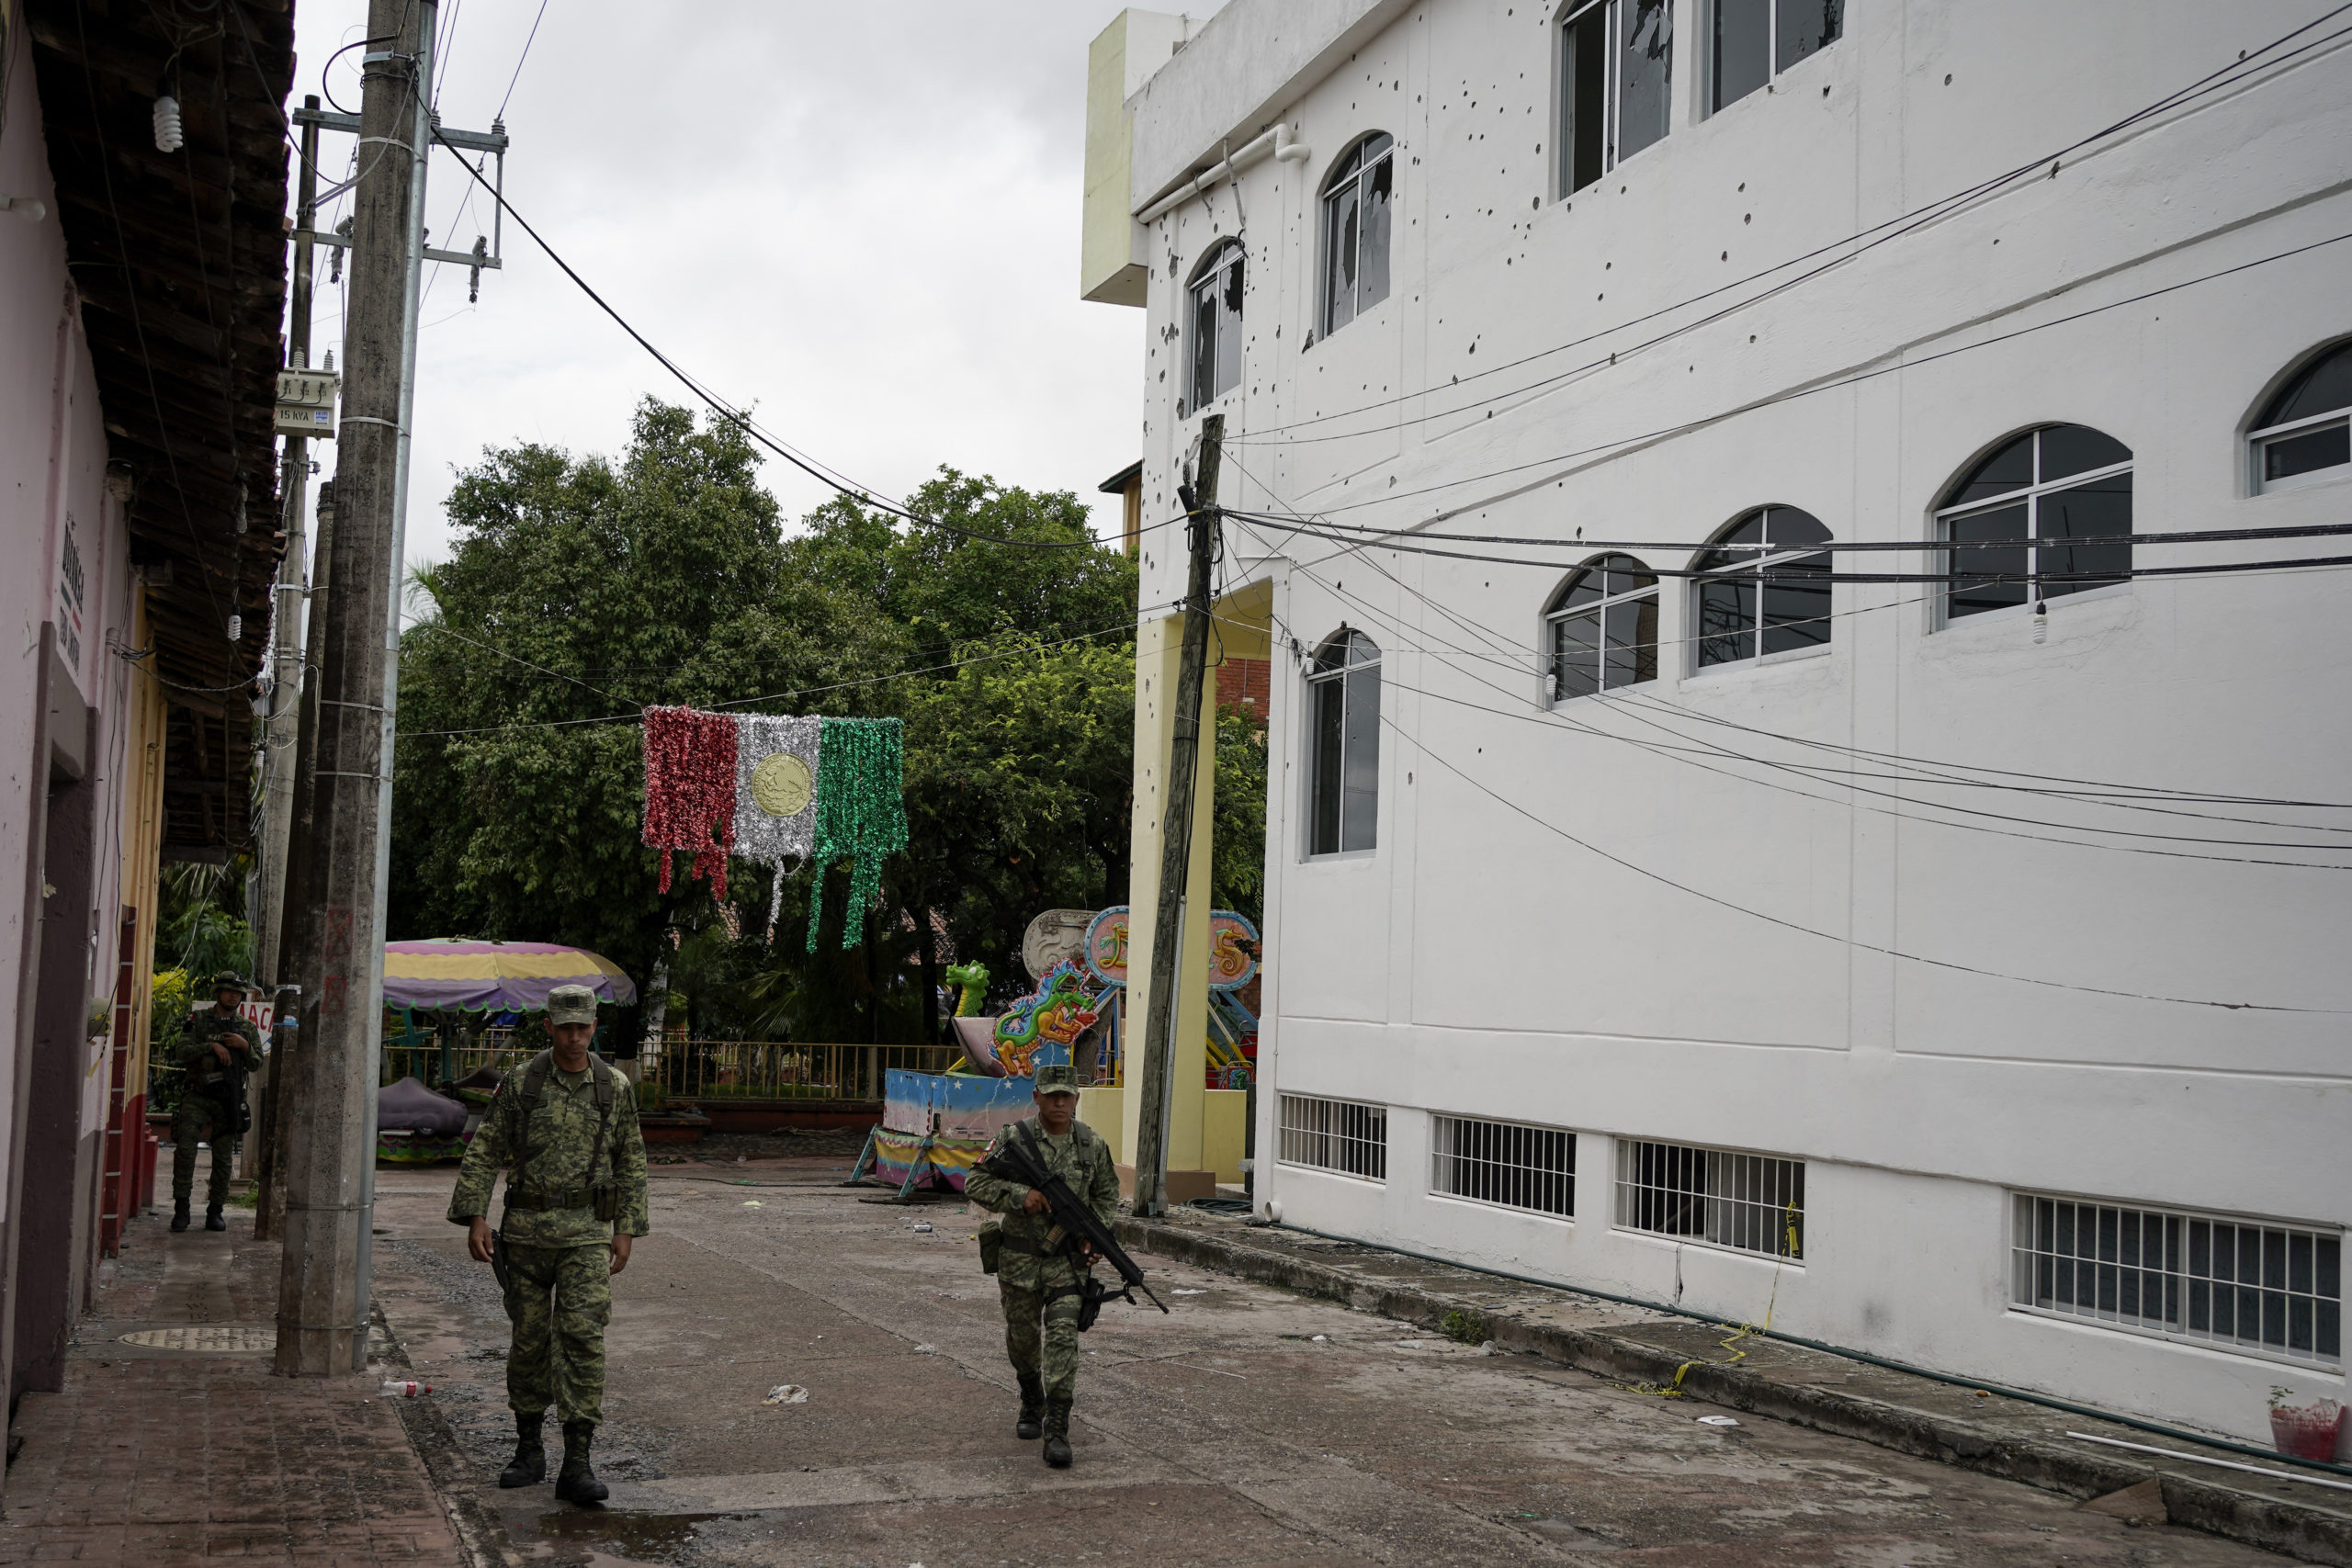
[944,962,989,1017]
[991,961,1101,1078]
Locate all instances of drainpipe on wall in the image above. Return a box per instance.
[1135,124,1311,227]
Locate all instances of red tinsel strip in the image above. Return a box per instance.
[640,705,739,899]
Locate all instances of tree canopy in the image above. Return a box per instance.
[389,400,1141,1046]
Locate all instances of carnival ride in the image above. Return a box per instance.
[853,906,1261,1196]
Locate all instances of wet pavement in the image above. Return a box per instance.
[368,1149,2301,1568]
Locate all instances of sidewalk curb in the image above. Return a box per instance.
[1116,1217,2352,1567]
[370,1305,523,1568]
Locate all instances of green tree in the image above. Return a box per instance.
[389,400,1140,1049]
[1210,700,1268,927]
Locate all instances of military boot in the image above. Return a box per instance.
[1042,1398,1073,1469]
[204,1204,227,1232]
[169,1201,190,1233]
[1015,1373,1045,1440]
[553,1419,608,1505]
[498,1411,547,1489]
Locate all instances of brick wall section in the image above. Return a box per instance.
[1216,658,1270,716]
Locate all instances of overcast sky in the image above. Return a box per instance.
[286,2,1223,578]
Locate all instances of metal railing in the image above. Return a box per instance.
[379,1027,524,1089]
[640,1038,956,1103]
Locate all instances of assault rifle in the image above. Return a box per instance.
[987,1124,1170,1323]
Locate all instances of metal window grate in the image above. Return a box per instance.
[1613,1138,1804,1259]
[2012,1194,2343,1365]
[1277,1094,1387,1181]
[1431,1114,1575,1217]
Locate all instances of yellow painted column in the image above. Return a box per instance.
[1116,611,1217,1179]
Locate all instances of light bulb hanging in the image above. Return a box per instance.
[153,96,184,153]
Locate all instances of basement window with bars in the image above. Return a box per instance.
[1430,1115,1575,1218]
[1277,1094,1387,1182]
[2012,1194,2342,1366]
[1614,1139,1804,1259]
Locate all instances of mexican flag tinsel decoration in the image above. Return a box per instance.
[734,714,822,937]
[641,706,740,898]
[639,708,905,950]
[804,717,909,953]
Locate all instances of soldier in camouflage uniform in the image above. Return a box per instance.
[964,1064,1122,1468]
[448,984,649,1505]
[172,973,260,1233]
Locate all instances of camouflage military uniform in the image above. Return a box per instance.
[447,1048,649,1426]
[964,1108,1121,1412]
[173,1002,259,1211]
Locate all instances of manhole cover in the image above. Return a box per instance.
[118,1325,277,1353]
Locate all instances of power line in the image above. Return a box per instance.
[1219,9,2352,447]
[1220,226,2352,527]
[495,0,549,120]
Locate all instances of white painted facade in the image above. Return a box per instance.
[1090,0,2352,1444]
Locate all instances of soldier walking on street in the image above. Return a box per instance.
[964,1064,1122,1468]
[447,985,649,1506]
[171,973,259,1233]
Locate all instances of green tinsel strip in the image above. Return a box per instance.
[805,717,910,953]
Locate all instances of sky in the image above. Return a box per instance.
[284,1,1224,579]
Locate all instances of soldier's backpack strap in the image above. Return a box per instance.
[511,1049,556,1171]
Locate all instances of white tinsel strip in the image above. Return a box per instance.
[733,714,823,937]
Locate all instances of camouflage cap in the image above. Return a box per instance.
[209,971,246,994]
[544,984,600,1025]
[1033,1064,1081,1096]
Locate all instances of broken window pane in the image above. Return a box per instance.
[1617,0,1674,164]
[1775,0,1842,71]
[1362,153,1393,312]
[1324,179,1361,333]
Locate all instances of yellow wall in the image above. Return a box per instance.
[1202,1089,1248,1184]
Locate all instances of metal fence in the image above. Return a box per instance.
[2012,1192,2342,1365]
[1276,1093,1386,1181]
[379,1027,525,1089]
[639,1038,956,1102]
[1431,1113,1576,1217]
[1614,1138,1804,1260]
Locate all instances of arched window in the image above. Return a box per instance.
[1935,425,2132,623]
[1692,507,1832,669]
[2250,341,2352,492]
[1307,629,1380,855]
[1319,133,1394,336]
[1545,554,1657,703]
[1188,241,1245,412]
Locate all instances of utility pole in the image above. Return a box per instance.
[247,97,322,1193]
[273,0,435,1377]
[1131,414,1222,1218]
[254,99,322,997]
[257,479,332,1243]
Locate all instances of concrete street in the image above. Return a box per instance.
[368,1145,2297,1568]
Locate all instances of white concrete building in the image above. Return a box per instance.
[1084,0,2352,1445]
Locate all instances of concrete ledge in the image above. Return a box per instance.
[1115,1214,2352,1566]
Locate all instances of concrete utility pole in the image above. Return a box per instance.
[1131,414,1221,1218]
[273,0,434,1377]
[254,100,322,999]
[246,99,322,1193]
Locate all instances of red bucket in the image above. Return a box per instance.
[2268,1399,2344,1462]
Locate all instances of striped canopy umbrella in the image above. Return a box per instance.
[381,939,638,1014]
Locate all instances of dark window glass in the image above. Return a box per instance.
[2264,423,2350,482]
[2038,472,2132,600]
[1309,631,1380,855]
[1947,502,2029,618]
[1950,434,2035,506]
[1341,664,1381,852]
[1321,136,1393,335]
[1190,276,1219,410]
[1618,0,1674,163]
[1189,247,1244,409]
[1713,0,1770,109]
[2038,423,2132,484]
[1549,556,1656,697]
[1312,672,1345,855]
[1696,574,1754,667]
[1553,612,1600,700]
[1217,254,1244,397]
[1563,4,1607,194]
[1763,551,1832,654]
[2259,342,2352,429]
[1775,0,1842,70]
